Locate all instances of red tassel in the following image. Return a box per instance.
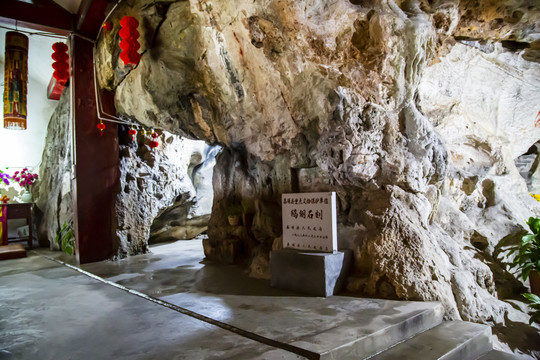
[97,122,105,136]
[128,128,137,141]
[103,22,113,38]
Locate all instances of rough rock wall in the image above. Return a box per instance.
[148,142,218,244]
[114,128,217,256]
[96,0,540,340]
[35,90,73,249]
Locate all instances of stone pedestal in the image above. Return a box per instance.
[270,248,352,296]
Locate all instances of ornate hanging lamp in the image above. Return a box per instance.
[3,31,29,130]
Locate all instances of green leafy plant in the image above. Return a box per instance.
[522,293,540,325]
[56,221,75,255]
[509,217,540,281]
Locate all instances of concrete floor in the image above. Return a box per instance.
[0,239,466,359]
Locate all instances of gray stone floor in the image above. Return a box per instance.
[0,239,490,359]
[0,254,297,360]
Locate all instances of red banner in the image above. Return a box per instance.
[3,31,29,130]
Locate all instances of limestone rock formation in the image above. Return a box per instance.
[114,128,218,256]
[96,0,540,355]
[35,90,73,249]
[36,91,217,257]
[148,143,218,244]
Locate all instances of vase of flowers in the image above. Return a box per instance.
[11,168,38,203]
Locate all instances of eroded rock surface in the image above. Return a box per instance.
[114,128,218,256]
[96,0,540,356]
[35,90,73,249]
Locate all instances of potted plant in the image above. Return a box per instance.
[510,216,540,296]
[10,168,38,203]
[522,293,540,325]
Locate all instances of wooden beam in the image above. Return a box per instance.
[75,0,108,38]
[0,0,74,34]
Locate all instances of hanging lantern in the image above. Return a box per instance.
[128,126,137,141]
[103,21,113,37]
[149,129,159,149]
[97,121,105,136]
[3,31,29,130]
[51,42,69,84]
[119,16,141,67]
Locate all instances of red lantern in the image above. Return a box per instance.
[148,129,158,149]
[119,51,141,66]
[103,22,113,38]
[119,16,140,67]
[51,42,69,83]
[120,16,139,28]
[119,28,140,41]
[128,127,137,141]
[97,122,105,136]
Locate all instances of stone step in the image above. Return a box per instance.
[251,301,445,360]
[475,350,523,360]
[369,321,492,360]
[81,241,447,360]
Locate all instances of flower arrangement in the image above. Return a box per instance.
[11,168,38,190]
[0,171,11,203]
[0,171,9,187]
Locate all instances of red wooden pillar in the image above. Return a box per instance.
[68,0,117,264]
[71,35,119,264]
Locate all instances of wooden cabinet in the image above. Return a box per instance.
[0,203,33,249]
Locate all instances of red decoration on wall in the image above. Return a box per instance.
[119,16,140,67]
[51,42,69,83]
[128,127,137,141]
[102,21,113,37]
[97,121,105,136]
[149,129,159,149]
